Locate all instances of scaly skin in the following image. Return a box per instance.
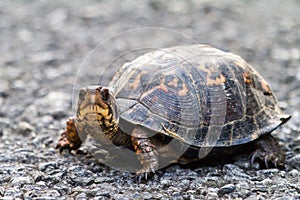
[56,85,158,180]
[56,118,82,153]
[131,127,158,180]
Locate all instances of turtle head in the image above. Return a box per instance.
[76,85,119,140]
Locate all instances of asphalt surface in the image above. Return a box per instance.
[0,0,300,199]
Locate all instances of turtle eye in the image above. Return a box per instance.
[79,88,87,101]
[101,88,110,101]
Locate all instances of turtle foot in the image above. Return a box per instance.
[250,134,285,170]
[56,118,82,153]
[131,127,158,182]
[135,165,157,183]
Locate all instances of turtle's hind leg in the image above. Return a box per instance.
[250,134,285,170]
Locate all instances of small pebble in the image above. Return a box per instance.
[218,184,236,196]
[10,176,34,186]
[205,192,219,200]
[261,178,273,186]
[38,161,58,171]
[251,184,268,193]
[288,169,299,177]
[18,121,36,136]
[289,154,300,169]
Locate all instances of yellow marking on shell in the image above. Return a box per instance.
[206,74,226,86]
[178,83,189,96]
[166,76,188,96]
[159,84,169,92]
[166,77,178,88]
[197,64,211,74]
[128,71,148,90]
[161,124,186,142]
[197,64,226,86]
[243,71,252,85]
[141,84,169,99]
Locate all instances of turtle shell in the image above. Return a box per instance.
[109,45,290,147]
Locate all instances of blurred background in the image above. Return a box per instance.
[0,0,299,199]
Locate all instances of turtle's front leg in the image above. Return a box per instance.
[56,118,82,153]
[131,127,158,180]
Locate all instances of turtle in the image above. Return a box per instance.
[56,44,291,179]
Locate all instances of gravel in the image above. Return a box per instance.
[1,0,300,199]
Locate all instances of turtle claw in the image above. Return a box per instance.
[135,160,158,182]
[250,135,286,170]
[264,156,270,169]
[151,168,156,174]
[56,118,82,153]
[135,172,150,183]
[56,132,76,153]
[131,127,159,181]
[250,151,257,169]
[56,132,71,153]
[135,172,144,183]
[135,166,157,183]
[273,158,279,169]
[250,148,285,170]
[137,175,142,183]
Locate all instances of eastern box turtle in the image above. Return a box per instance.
[56,45,291,178]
